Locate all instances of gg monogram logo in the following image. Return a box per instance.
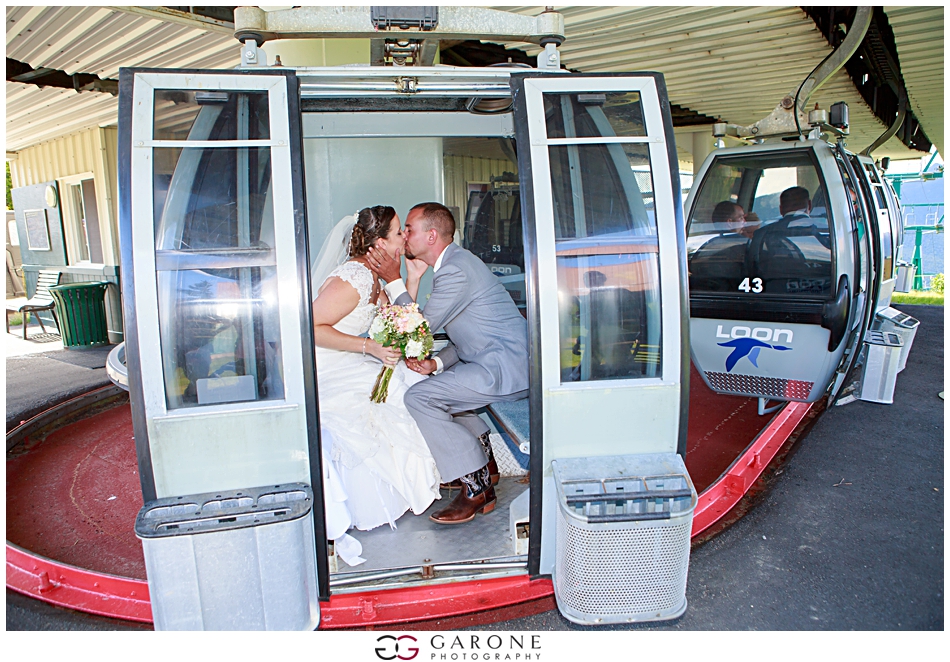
[375,634,419,661]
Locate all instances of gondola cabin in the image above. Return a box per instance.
[684,3,916,410]
[686,135,913,407]
[116,7,693,629]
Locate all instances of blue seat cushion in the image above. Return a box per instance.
[488,398,530,446]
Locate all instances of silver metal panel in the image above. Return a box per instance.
[235,6,564,44]
[691,318,836,403]
[302,112,513,138]
[296,66,522,99]
[876,307,919,373]
[704,371,814,401]
[141,511,320,630]
[895,264,917,293]
[858,330,903,404]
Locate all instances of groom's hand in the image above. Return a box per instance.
[406,357,437,375]
[367,246,402,283]
[406,258,429,282]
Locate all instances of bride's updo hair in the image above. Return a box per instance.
[349,206,397,258]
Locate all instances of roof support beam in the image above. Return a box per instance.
[232,6,564,45]
[108,6,234,35]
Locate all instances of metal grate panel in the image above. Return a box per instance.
[704,371,813,401]
[554,507,691,623]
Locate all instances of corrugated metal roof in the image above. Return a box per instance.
[5,6,942,161]
[498,5,931,160]
[884,5,944,157]
[5,81,117,149]
[6,6,238,77]
[5,6,239,151]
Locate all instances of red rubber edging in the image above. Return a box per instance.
[691,401,812,536]
[6,544,152,623]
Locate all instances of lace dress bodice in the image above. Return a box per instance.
[324,261,379,336]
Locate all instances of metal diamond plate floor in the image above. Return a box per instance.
[339,477,529,573]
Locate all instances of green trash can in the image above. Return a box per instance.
[49,282,111,348]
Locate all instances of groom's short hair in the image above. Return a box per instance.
[410,202,456,240]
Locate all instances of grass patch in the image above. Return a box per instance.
[891,290,944,306]
[7,312,22,326]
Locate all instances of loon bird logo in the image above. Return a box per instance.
[718,338,792,372]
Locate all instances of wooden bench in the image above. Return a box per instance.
[6,269,61,340]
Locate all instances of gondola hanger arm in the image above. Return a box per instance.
[714,6,873,142]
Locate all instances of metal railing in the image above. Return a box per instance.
[901,203,944,290]
[886,164,944,291]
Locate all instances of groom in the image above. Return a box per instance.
[368,202,529,524]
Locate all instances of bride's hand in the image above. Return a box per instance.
[369,340,401,367]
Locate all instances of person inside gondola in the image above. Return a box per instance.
[749,186,832,295]
[778,186,812,224]
[310,206,442,565]
[686,201,759,292]
[713,201,760,239]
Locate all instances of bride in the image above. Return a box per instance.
[311,205,441,565]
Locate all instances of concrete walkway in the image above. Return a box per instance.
[5,305,943,630]
[5,321,113,431]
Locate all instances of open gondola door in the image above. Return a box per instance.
[509,71,689,598]
[119,69,326,628]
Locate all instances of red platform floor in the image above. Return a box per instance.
[6,365,769,581]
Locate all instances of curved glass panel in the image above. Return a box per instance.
[558,250,660,382]
[153,90,269,141]
[157,266,284,408]
[549,143,655,239]
[152,91,281,409]
[154,147,273,250]
[548,142,661,382]
[688,151,834,298]
[543,92,647,139]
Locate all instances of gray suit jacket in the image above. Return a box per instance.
[395,243,529,396]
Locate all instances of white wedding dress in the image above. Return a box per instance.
[316,261,441,565]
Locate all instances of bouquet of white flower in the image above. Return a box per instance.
[368,303,434,403]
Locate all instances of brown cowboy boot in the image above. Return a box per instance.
[430,464,496,524]
[440,432,499,490]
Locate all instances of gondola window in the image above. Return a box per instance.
[687,151,834,298]
[543,92,661,382]
[152,90,284,409]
